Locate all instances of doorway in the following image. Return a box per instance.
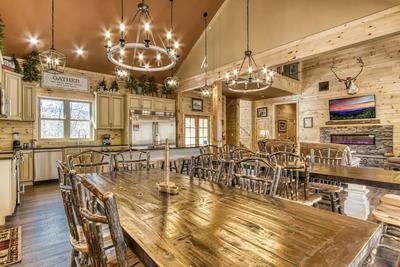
[274,103,297,142]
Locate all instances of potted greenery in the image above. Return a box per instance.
[110,80,119,92]
[0,17,4,53]
[97,78,108,92]
[22,50,41,83]
[137,75,148,95]
[12,55,21,74]
[125,75,138,94]
[147,76,158,97]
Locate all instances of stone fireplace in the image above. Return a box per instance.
[320,125,393,167]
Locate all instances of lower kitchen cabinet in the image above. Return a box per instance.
[20,151,34,184]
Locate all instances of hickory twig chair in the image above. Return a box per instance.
[309,148,344,213]
[67,150,111,174]
[189,153,225,183]
[70,172,144,267]
[227,157,281,196]
[113,149,150,171]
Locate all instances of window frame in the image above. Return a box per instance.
[184,115,210,147]
[38,97,94,141]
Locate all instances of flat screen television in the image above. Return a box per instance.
[329,95,376,120]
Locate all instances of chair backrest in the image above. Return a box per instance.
[199,145,221,155]
[114,149,150,171]
[270,143,296,154]
[311,148,343,166]
[228,157,281,196]
[56,160,81,247]
[230,148,257,161]
[70,172,129,267]
[67,150,111,173]
[190,153,225,183]
[268,151,302,165]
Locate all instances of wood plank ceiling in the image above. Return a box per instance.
[0,0,225,81]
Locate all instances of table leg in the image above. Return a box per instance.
[344,183,370,220]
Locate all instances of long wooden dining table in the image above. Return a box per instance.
[87,169,381,267]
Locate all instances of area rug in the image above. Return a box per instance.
[0,227,21,266]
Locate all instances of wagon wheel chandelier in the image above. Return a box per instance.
[225,0,274,93]
[39,0,66,74]
[164,0,179,90]
[105,0,179,73]
[200,12,211,97]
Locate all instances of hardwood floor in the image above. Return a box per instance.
[4,182,71,267]
[1,180,399,267]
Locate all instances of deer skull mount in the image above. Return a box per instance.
[330,57,364,95]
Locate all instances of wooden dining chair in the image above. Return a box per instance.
[190,153,225,183]
[230,147,257,161]
[270,143,296,154]
[309,148,344,214]
[67,150,111,173]
[227,157,281,195]
[114,149,150,171]
[70,172,144,267]
[56,160,89,267]
[199,145,221,155]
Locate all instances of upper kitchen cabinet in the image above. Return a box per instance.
[96,93,124,129]
[126,94,175,113]
[2,69,23,120]
[21,82,36,121]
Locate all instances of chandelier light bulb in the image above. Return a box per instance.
[120,23,126,32]
[170,50,175,56]
[120,49,125,56]
[119,57,123,63]
[156,53,161,61]
[167,31,172,40]
[225,73,230,79]
[46,57,51,64]
[174,41,179,49]
[144,63,150,69]
[76,48,84,56]
[248,66,253,73]
[105,31,111,39]
[55,58,60,65]
[269,70,274,77]
[29,37,38,45]
[138,53,144,61]
[233,69,238,76]
[107,40,112,48]
[144,22,150,32]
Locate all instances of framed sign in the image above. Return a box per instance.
[278,120,287,133]
[304,117,313,128]
[41,72,90,91]
[257,107,268,117]
[192,98,203,112]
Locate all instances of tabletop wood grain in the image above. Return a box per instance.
[309,163,400,190]
[88,169,381,267]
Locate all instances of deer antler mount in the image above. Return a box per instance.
[330,57,364,95]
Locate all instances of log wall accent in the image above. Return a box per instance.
[253,34,400,154]
[226,97,240,145]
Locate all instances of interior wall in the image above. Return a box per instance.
[0,67,122,149]
[239,100,252,149]
[253,34,400,154]
[226,97,240,145]
[177,0,400,80]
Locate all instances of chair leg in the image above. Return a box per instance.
[70,249,78,267]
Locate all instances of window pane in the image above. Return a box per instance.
[70,102,90,120]
[41,120,64,138]
[70,121,91,138]
[40,99,64,119]
[199,138,208,145]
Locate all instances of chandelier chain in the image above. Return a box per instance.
[51,0,55,49]
[246,0,249,51]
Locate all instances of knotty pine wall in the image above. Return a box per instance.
[253,34,400,154]
[0,66,124,149]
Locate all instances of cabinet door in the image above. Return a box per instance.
[3,71,22,120]
[20,152,33,183]
[141,98,153,110]
[22,84,36,121]
[165,101,175,112]
[129,96,141,109]
[153,99,165,111]
[111,96,124,129]
[97,95,111,128]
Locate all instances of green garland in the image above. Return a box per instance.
[22,51,41,82]
[0,17,4,53]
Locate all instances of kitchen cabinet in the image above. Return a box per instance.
[96,93,124,129]
[0,158,17,225]
[129,96,141,109]
[126,94,175,112]
[22,83,36,121]
[2,69,22,120]
[20,151,33,183]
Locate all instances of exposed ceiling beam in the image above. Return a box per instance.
[177,5,400,92]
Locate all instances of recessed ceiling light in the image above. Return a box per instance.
[29,37,38,46]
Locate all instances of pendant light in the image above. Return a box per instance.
[225,0,274,92]
[200,12,211,97]
[164,0,180,90]
[39,0,66,74]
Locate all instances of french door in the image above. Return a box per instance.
[184,115,210,147]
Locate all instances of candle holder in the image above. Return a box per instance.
[156,138,179,194]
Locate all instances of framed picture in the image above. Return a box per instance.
[192,98,203,112]
[278,120,287,133]
[304,117,313,128]
[257,107,268,118]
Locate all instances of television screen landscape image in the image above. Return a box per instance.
[329,95,376,120]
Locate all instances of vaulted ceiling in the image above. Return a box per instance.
[0,0,225,81]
